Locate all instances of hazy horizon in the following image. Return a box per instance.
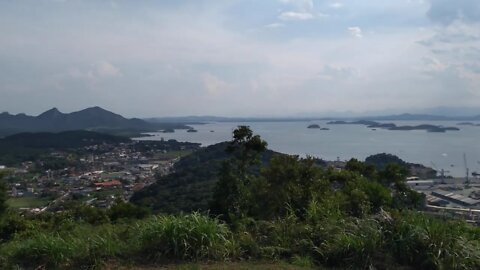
[1,1,480,117]
[4,105,480,119]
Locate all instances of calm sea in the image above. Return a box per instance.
[135,121,480,177]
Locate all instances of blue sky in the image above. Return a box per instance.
[1,0,479,117]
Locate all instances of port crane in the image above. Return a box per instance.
[464,153,470,186]
[431,162,449,184]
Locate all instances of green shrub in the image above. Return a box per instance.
[236,231,261,259]
[234,212,315,261]
[386,211,480,269]
[0,223,130,269]
[71,205,110,225]
[136,212,234,260]
[108,200,151,222]
[0,212,34,242]
[305,196,345,224]
[315,218,383,269]
[2,232,84,268]
[291,255,314,268]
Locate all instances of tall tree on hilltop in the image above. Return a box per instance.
[210,126,267,221]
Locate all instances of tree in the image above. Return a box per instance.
[380,163,424,209]
[108,199,150,221]
[211,126,267,220]
[379,163,408,186]
[345,158,376,179]
[227,125,268,171]
[251,155,326,219]
[365,153,407,171]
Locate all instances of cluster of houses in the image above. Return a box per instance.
[2,141,198,211]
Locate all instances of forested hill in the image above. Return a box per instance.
[0,130,129,165]
[130,143,435,213]
[0,130,130,149]
[0,106,189,137]
[130,142,280,213]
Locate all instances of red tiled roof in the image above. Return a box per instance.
[94,180,122,187]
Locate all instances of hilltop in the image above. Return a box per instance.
[130,142,282,213]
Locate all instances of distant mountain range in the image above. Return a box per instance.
[146,113,480,123]
[2,106,479,138]
[0,107,189,137]
[358,113,480,121]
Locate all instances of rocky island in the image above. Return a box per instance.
[327,120,460,133]
[307,124,321,129]
[161,128,175,133]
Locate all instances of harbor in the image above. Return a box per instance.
[408,176,480,224]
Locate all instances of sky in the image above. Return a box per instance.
[0,0,480,117]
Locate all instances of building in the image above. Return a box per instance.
[431,190,480,207]
[93,180,122,188]
[406,180,434,189]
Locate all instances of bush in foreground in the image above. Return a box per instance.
[0,213,235,269]
[136,212,236,261]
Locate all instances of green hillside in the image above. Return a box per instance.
[0,130,129,165]
[130,142,279,213]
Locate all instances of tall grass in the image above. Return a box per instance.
[0,224,129,268]
[2,232,85,268]
[135,212,235,260]
[1,210,480,269]
[0,213,236,268]
[386,211,480,269]
[315,217,384,269]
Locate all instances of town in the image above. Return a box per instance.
[1,138,200,212]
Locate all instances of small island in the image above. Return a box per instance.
[320,128,330,130]
[187,129,198,133]
[327,120,460,133]
[161,128,175,133]
[307,124,321,129]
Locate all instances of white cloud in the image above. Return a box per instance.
[318,65,358,81]
[279,0,314,12]
[202,73,231,96]
[278,11,314,21]
[418,19,480,96]
[264,23,285,28]
[66,61,121,84]
[348,27,363,38]
[95,61,121,78]
[329,2,344,9]
[427,0,480,25]
[421,57,447,72]
[1,0,479,116]
[317,12,330,19]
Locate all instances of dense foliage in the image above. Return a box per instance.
[131,141,277,213]
[0,172,7,217]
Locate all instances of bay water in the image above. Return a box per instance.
[135,121,480,177]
